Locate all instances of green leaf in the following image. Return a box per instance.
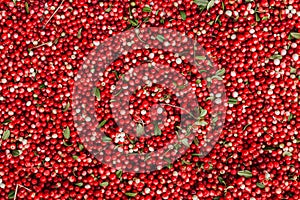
[12,150,22,157]
[269,54,282,60]
[12,0,17,6]
[255,13,260,22]
[97,120,107,128]
[263,146,276,151]
[194,0,209,7]
[125,192,137,197]
[195,120,208,126]
[195,55,206,60]
[102,135,112,142]
[290,32,300,39]
[63,126,70,139]
[207,0,215,10]
[192,153,202,157]
[283,151,292,157]
[129,19,139,26]
[181,138,190,147]
[8,190,15,199]
[116,169,122,179]
[63,140,72,146]
[105,4,112,12]
[72,155,78,160]
[290,67,296,74]
[77,28,82,39]
[2,119,12,125]
[63,101,70,112]
[75,182,83,187]
[199,108,207,118]
[2,130,10,140]
[218,176,226,185]
[238,170,253,178]
[136,123,144,137]
[180,11,186,20]
[78,143,84,151]
[94,87,101,100]
[221,2,225,10]
[142,6,152,12]
[156,34,165,43]
[216,68,226,76]
[288,114,294,122]
[262,16,269,20]
[256,182,265,189]
[25,2,29,14]
[193,137,199,146]
[100,182,109,187]
[228,98,238,105]
[154,122,162,136]
[243,124,251,131]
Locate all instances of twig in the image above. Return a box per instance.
[13,184,33,200]
[13,184,18,200]
[43,0,65,29]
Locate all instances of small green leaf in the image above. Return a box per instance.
[75,182,83,187]
[78,143,84,151]
[288,114,294,122]
[180,11,186,20]
[25,2,29,14]
[255,13,260,22]
[269,54,282,60]
[256,182,265,189]
[154,122,162,136]
[207,0,215,10]
[100,182,109,187]
[12,150,22,157]
[72,155,78,160]
[216,68,226,76]
[129,19,139,26]
[193,137,199,146]
[125,192,137,197]
[228,98,238,105]
[97,120,107,128]
[194,0,209,7]
[199,108,207,118]
[218,176,226,185]
[105,4,112,13]
[116,169,122,179]
[221,2,225,10]
[195,120,208,126]
[290,67,296,74]
[63,101,70,112]
[290,32,300,40]
[102,135,112,142]
[39,84,46,89]
[94,87,101,100]
[63,140,72,146]
[263,146,276,151]
[12,0,17,6]
[156,34,165,43]
[2,130,10,140]
[181,138,190,147]
[63,126,70,139]
[2,119,12,125]
[262,16,269,20]
[8,190,15,199]
[243,124,251,131]
[192,153,202,157]
[136,123,144,137]
[77,28,82,38]
[195,55,206,60]
[142,6,152,12]
[238,170,252,178]
[283,151,292,157]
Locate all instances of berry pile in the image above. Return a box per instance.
[0,0,299,199]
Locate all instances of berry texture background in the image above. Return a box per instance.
[0,0,299,199]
